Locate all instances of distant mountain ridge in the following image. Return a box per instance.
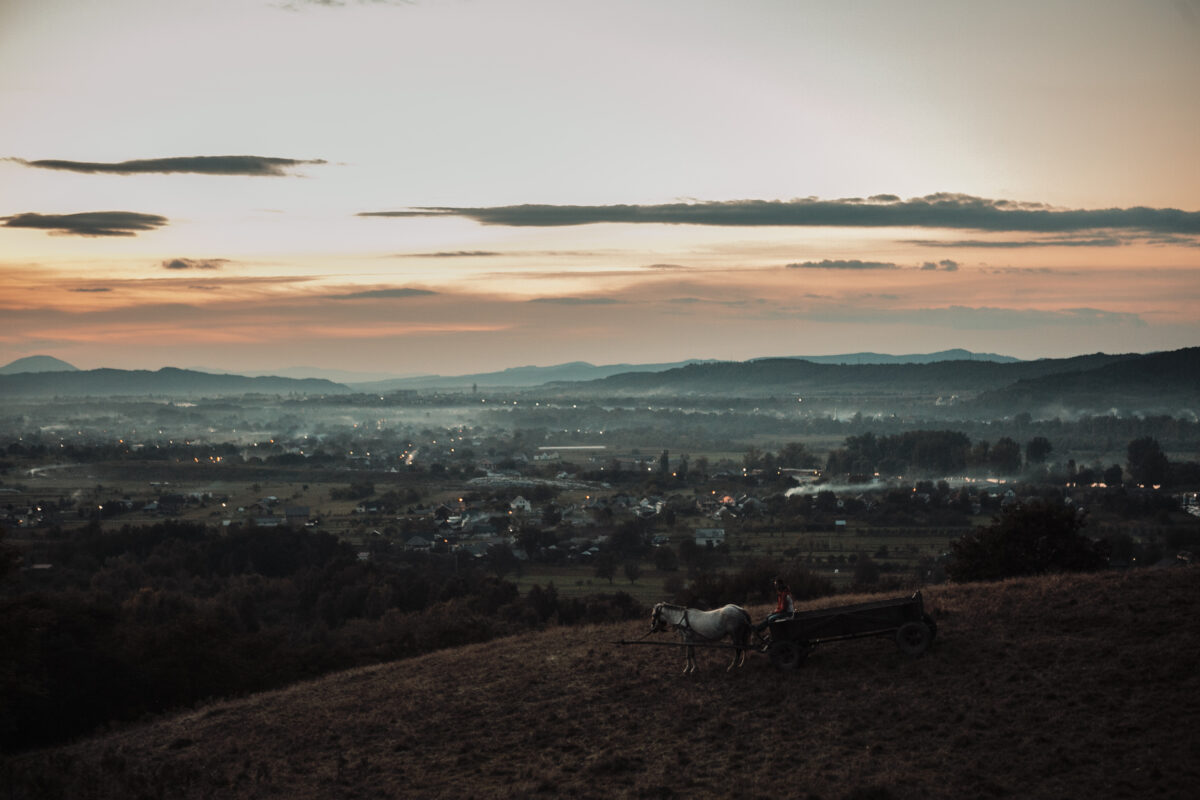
[568,351,1130,396]
[543,348,1199,415]
[0,367,349,398]
[0,351,1016,391]
[968,347,1200,414]
[0,355,79,374]
[769,348,1020,365]
[194,366,425,383]
[3,350,1193,414]
[346,351,1018,391]
[348,359,721,391]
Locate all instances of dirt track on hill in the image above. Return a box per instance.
[4,568,1199,799]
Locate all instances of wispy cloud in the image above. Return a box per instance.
[279,0,413,8]
[798,304,1148,330]
[528,296,623,305]
[984,267,1063,275]
[162,258,229,270]
[920,306,1148,329]
[1142,233,1200,248]
[2,211,168,237]
[361,193,1200,235]
[68,287,112,293]
[788,258,961,271]
[908,236,1125,248]
[382,248,616,260]
[360,210,431,219]
[327,288,438,300]
[10,155,326,177]
[788,259,899,270]
[405,250,504,258]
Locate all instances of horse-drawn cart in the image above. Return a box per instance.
[763,590,936,669]
[619,592,936,672]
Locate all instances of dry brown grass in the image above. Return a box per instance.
[4,568,1198,799]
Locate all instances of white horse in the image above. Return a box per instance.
[649,602,753,673]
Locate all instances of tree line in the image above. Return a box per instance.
[0,521,643,752]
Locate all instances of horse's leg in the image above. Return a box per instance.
[685,644,696,673]
[737,613,752,667]
[728,629,744,669]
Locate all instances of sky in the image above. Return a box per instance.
[2,0,1199,377]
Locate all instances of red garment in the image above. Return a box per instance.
[774,590,794,614]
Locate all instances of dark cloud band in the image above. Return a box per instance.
[408,251,504,258]
[788,259,899,270]
[528,297,622,305]
[360,193,1200,235]
[2,211,168,237]
[163,258,228,270]
[908,237,1125,248]
[11,155,326,177]
[328,288,438,300]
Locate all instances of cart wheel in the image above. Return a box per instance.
[922,613,937,641]
[896,621,932,656]
[768,640,807,670]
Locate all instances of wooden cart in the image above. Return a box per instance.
[763,591,937,669]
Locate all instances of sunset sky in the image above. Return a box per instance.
[3,0,1199,377]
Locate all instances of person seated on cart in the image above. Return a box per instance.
[754,578,795,639]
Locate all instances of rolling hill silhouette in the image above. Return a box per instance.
[565,352,1133,396]
[968,346,1200,415]
[0,355,78,375]
[1,349,1194,414]
[0,367,349,398]
[5,567,1196,799]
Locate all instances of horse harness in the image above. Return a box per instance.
[664,605,707,641]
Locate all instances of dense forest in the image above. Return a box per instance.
[0,522,649,752]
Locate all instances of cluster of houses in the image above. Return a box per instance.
[0,493,58,530]
[354,489,758,564]
[1,490,232,530]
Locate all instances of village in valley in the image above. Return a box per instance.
[5,383,1196,606]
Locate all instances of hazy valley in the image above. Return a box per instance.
[2,347,1198,798]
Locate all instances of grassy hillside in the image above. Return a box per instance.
[4,568,1198,799]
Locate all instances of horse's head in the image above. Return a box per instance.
[650,602,665,632]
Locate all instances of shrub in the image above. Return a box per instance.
[947,501,1108,582]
